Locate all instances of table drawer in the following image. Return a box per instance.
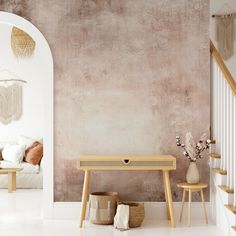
[78,156,176,170]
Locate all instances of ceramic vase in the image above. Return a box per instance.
[186,161,199,184]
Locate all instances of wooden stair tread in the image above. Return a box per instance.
[209,153,221,159]
[232,226,236,231]
[225,204,236,214]
[218,185,234,194]
[212,168,227,175]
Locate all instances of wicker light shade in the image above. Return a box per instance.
[11,26,36,58]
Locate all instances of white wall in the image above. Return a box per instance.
[0,23,44,142]
[210,0,236,80]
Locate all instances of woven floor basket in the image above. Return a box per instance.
[89,192,118,225]
[121,202,145,228]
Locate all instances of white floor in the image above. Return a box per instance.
[0,190,225,236]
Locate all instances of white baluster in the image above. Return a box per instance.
[226,84,230,187]
[221,73,226,171]
[223,78,227,173]
[214,60,218,153]
[212,59,215,139]
[217,63,221,155]
[219,68,224,170]
[229,90,234,189]
[233,94,236,207]
[225,78,228,173]
[217,65,223,156]
[210,58,214,167]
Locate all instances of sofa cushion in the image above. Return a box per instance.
[21,161,40,174]
[2,144,25,164]
[24,142,43,165]
[0,161,40,174]
[19,135,42,149]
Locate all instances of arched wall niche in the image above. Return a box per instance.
[0,11,54,218]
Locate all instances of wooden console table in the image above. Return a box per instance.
[77,155,176,228]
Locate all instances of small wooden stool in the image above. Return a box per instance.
[177,182,208,226]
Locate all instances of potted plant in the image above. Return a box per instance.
[176,132,211,184]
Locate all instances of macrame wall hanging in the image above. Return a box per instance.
[212,3,236,60]
[11,26,36,58]
[216,15,235,60]
[0,70,26,125]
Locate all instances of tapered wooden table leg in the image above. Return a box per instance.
[179,189,186,222]
[200,189,208,224]
[80,170,91,228]
[8,173,14,193]
[188,190,192,226]
[12,172,16,191]
[163,170,175,227]
[164,177,170,220]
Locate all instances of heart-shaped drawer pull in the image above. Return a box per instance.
[123,159,131,165]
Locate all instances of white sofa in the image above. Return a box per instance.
[0,140,43,189]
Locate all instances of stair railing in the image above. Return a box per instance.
[210,40,236,206]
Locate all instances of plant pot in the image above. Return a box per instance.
[186,162,199,184]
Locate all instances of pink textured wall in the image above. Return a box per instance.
[0,0,210,201]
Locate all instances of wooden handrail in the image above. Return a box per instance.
[210,40,236,96]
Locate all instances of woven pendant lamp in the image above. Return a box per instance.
[11,26,36,58]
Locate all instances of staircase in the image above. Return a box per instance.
[210,41,236,236]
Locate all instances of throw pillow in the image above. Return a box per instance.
[25,142,43,165]
[18,135,43,149]
[2,144,26,164]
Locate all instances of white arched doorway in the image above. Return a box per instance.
[0,11,53,218]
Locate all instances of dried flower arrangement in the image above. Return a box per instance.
[176,132,211,162]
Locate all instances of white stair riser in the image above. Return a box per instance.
[218,187,234,205]
[230,228,236,236]
[213,159,221,168]
[225,208,236,228]
[211,170,235,235]
[213,172,227,185]
[209,144,216,154]
[214,189,230,235]
[209,158,221,169]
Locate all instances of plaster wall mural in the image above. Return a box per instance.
[0,0,210,202]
